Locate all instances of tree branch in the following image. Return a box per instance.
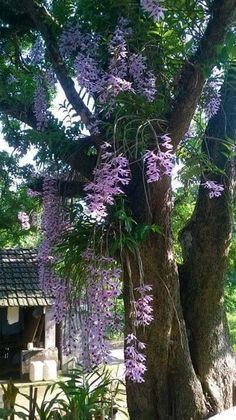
[169,0,236,149]
[0,99,38,129]
[0,99,98,178]
[20,0,92,125]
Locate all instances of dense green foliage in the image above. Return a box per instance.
[0,150,41,247]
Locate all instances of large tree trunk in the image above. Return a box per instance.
[123,71,236,420]
[179,71,236,415]
[123,180,207,420]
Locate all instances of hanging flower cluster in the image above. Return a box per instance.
[124,284,153,383]
[62,311,80,356]
[29,36,45,65]
[84,143,131,219]
[34,76,48,131]
[80,248,122,369]
[87,118,101,135]
[27,188,42,198]
[45,68,57,88]
[108,19,129,79]
[59,24,100,58]
[202,180,224,198]
[140,0,166,22]
[129,53,156,102]
[144,134,174,183]
[125,334,147,383]
[59,17,157,120]
[75,54,103,94]
[134,285,153,327]
[59,24,83,57]
[38,178,69,322]
[18,212,30,230]
[204,80,221,119]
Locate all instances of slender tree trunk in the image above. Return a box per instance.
[124,70,236,419]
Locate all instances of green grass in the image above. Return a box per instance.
[227,312,236,351]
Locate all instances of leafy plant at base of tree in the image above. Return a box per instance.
[11,367,125,420]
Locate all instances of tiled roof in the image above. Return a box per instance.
[0,249,53,307]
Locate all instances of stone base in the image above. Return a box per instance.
[21,347,58,376]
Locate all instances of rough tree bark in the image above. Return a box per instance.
[179,69,236,416]
[123,70,236,420]
[123,181,208,420]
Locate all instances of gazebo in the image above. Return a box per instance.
[0,248,58,378]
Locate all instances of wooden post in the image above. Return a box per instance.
[56,322,62,369]
[44,307,56,349]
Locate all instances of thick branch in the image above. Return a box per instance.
[0,99,38,129]
[0,99,98,178]
[20,0,92,125]
[169,0,236,149]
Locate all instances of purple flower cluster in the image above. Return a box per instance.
[80,248,122,368]
[74,27,133,111]
[73,18,157,115]
[129,54,146,80]
[84,143,131,219]
[144,134,174,183]
[45,68,57,88]
[125,334,147,383]
[103,75,133,99]
[87,118,101,135]
[129,54,157,101]
[202,180,224,198]
[205,81,221,119]
[62,311,80,356]
[75,53,103,94]
[125,285,153,383]
[59,24,100,59]
[140,0,166,22]
[59,24,83,57]
[98,76,133,117]
[38,178,69,322]
[34,77,48,131]
[205,93,221,119]
[18,212,30,230]
[203,79,221,118]
[29,36,44,65]
[108,19,129,79]
[27,188,42,198]
[134,285,153,326]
